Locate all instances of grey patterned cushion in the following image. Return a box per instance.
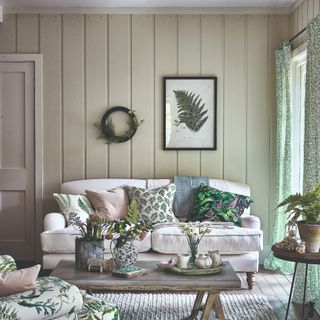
[53,193,94,226]
[126,184,178,224]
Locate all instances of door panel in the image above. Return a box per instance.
[0,62,35,260]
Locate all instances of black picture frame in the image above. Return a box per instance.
[163,76,217,150]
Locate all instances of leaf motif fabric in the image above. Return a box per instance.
[191,184,253,226]
[53,193,94,226]
[126,184,178,224]
[0,256,17,272]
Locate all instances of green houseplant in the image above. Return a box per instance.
[277,184,320,253]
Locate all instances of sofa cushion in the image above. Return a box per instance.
[85,188,129,222]
[53,193,94,226]
[191,184,253,225]
[151,223,263,254]
[41,226,152,254]
[126,184,178,224]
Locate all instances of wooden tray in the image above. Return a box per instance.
[164,264,224,276]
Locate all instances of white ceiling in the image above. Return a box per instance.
[1,0,299,8]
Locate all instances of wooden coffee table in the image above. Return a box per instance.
[51,260,241,320]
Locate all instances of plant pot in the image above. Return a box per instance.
[111,239,138,270]
[297,222,320,253]
[75,238,105,270]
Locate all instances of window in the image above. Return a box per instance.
[291,50,306,193]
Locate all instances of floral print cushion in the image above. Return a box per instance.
[126,184,178,224]
[53,193,94,226]
[0,276,83,320]
[191,184,253,226]
[0,256,17,272]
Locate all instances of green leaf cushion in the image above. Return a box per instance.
[125,184,178,225]
[53,193,94,226]
[191,184,253,226]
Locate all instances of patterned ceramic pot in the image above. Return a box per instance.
[111,239,138,269]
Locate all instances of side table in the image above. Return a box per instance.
[272,245,320,320]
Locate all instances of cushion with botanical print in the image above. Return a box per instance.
[53,193,94,226]
[125,184,178,224]
[191,184,253,226]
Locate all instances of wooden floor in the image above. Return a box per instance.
[239,266,319,320]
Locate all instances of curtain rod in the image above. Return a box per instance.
[289,26,307,43]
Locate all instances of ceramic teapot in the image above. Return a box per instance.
[195,254,212,269]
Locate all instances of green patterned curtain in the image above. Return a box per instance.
[293,14,320,309]
[264,41,294,274]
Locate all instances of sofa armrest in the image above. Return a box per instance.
[240,215,261,229]
[44,213,66,231]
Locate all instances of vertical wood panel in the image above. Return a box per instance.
[224,15,246,183]
[177,15,201,176]
[0,14,16,53]
[17,14,39,53]
[132,15,154,178]
[201,15,224,178]
[308,0,314,19]
[247,15,269,244]
[268,15,290,245]
[154,15,178,178]
[62,15,85,182]
[40,14,62,212]
[85,14,108,179]
[297,5,304,45]
[314,0,320,16]
[303,0,309,26]
[108,14,131,178]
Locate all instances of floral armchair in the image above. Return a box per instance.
[0,255,119,320]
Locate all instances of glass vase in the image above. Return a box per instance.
[188,242,199,268]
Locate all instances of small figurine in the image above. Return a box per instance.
[86,258,115,272]
[295,241,306,254]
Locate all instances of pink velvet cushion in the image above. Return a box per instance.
[85,187,129,222]
[0,264,41,297]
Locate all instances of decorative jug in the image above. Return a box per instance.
[195,254,212,269]
[208,250,221,267]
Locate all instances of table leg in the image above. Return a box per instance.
[285,262,298,320]
[302,263,309,320]
[185,291,205,320]
[201,292,215,320]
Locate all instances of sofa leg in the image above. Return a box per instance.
[246,272,255,289]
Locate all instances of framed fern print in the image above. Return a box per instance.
[164,77,217,150]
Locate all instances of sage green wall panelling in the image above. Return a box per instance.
[17,14,39,53]
[268,15,291,249]
[154,15,178,178]
[108,15,131,178]
[132,15,154,179]
[85,15,108,179]
[177,15,201,176]
[0,14,16,52]
[40,14,62,213]
[63,15,85,182]
[200,15,224,179]
[224,15,246,183]
[0,13,291,248]
[247,15,269,244]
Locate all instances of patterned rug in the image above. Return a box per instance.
[93,292,277,320]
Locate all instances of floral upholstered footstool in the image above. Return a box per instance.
[78,295,119,320]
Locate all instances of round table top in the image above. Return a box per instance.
[272,245,320,264]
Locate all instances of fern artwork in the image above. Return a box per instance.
[164,77,217,150]
[173,90,209,133]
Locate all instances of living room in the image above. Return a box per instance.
[0,0,319,319]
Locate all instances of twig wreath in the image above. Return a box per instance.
[95,106,143,145]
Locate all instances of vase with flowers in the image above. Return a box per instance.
[107,200,151,271]
[179,222,211,267]
[74,212,108,270]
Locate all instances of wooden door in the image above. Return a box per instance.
[0,61,35,260]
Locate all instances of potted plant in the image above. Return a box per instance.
[74,212,108,270]
[277,185,320,253]
[107,200,151,270]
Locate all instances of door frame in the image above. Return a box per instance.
[0,54,43,262]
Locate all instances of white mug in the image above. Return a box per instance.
[177,254,190,269]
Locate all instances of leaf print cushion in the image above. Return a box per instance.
[125,184,178,224]
[191,184,253,226]
[53,193,94,226]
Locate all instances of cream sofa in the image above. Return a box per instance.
[41,178,263,289]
